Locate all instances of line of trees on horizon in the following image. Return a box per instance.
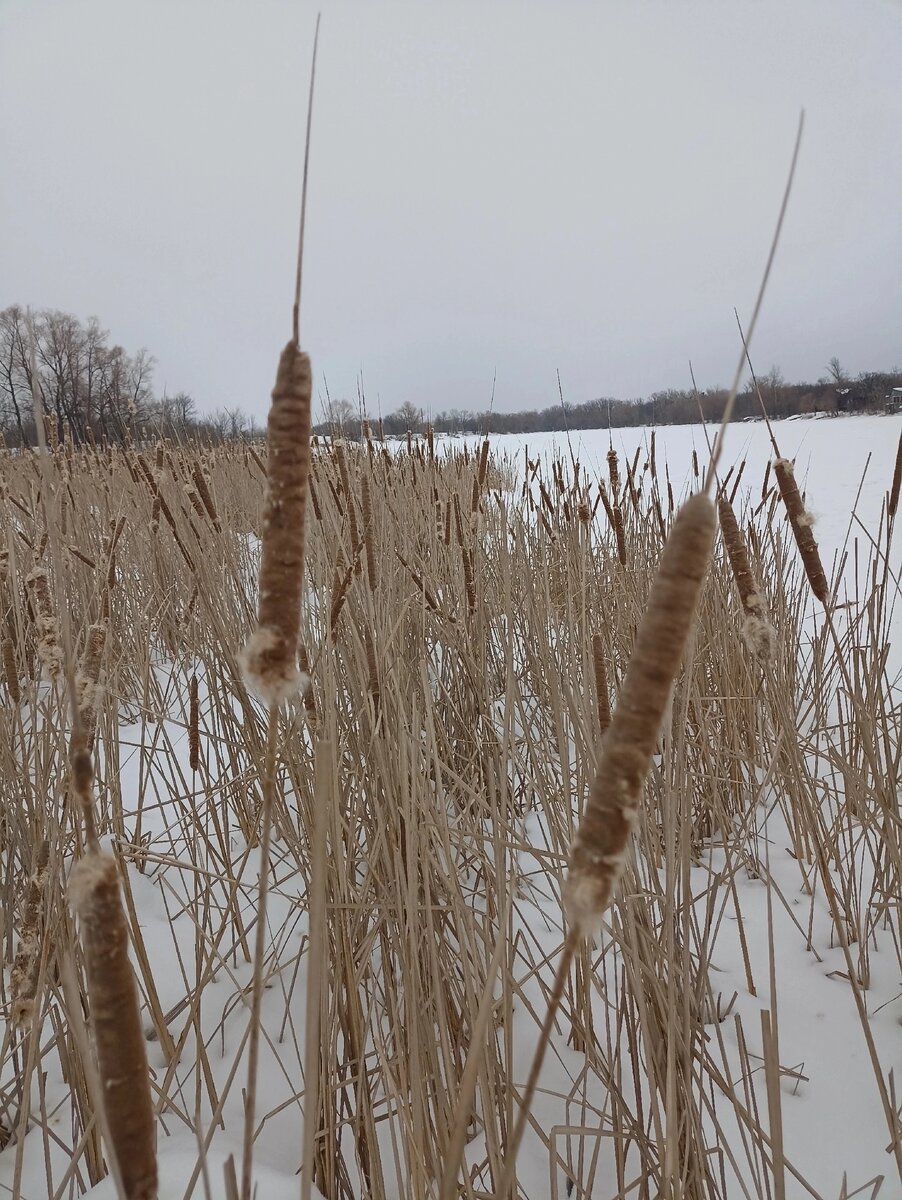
[2,306,899,450]
[320,359,902,440]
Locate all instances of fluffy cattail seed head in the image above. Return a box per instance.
[564,493,716,935]
[242,343,312,703]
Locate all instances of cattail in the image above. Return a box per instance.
[242,343,312,702]
[70,851,158,1200]
[717,494,773,661]
[189,673,200,772]
[191,464,220,530]
[888,430,902,522]
[607,448,620,498]
[649,431,656,480]
[443,498,452,545]
[10,839,50,1030]
[773,458,829,605]
[761,460,771,503]
[653,496,666,540]
[329,559,354,643]
[75,624,107,752]
[185,483,206,523]
[692,448,699,480]
[25,568,62,681]
[426,425,435,460]
[563,493,715,934]
[612,506,627,567]
[591,635,611,735]
[3,635,19,705]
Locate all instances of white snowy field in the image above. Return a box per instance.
[448,412,902,583]
[2,422,901,1200]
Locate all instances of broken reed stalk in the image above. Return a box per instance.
[496,493,716,1197]
[717,493,773,661]
[772,458,829,605]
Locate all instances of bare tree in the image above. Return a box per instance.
[826,356,847,385]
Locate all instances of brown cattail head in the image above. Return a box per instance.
[75,623,108,752]
[612,505,627,567]
[888,430,902,523]
[25,568,62,681]
[189,673,200,772]
[607,448,620,498]
[10,839,50,1031]
[241,343,312,703]
[773,458,829,605]
[717,494,773,661]
[591,634,611,735]
[70,852,158,1200]
[191,463,220,530]
[564,493,716,935]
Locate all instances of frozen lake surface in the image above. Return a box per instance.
[449,413,902,577]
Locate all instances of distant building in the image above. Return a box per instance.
[886,387,902,414]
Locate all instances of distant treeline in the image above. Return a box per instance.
[320,365,902,440]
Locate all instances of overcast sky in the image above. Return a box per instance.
[1,0,900,422]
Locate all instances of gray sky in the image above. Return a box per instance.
[2,0,900,422]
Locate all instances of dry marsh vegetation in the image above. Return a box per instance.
[1,415,900,1198]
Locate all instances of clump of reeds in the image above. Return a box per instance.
[717,492,773,661]
[241,343,312,702]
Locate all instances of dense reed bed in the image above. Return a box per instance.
[1,428,900,1198]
